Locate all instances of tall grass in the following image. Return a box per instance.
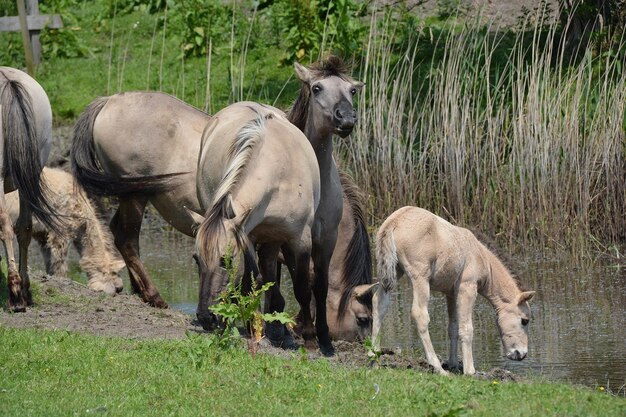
[340,10,626,255]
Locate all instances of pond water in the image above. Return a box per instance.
[38,223,626,392]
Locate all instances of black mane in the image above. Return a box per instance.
[337,170,373,319]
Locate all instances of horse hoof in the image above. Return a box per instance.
[281,326,298,350]
[148,296,168,309]
[265,322,285,347]
[8,302,27,313]
[319,343,335,357]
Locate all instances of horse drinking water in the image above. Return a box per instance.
[371,206,535,375]
[0,67,60,311]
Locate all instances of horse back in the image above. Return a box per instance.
[197,102,319,239]
[92,91,208,176]
[382,206,488,293]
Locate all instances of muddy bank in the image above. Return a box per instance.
[1,274,519,382]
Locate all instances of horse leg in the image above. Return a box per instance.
[445,294,460,372]
[290,243,317,350]
[15,196,34,305]
[259,244,295,349]
[41,228,70,277]
[456,282,478,375]
[0,191,26,311]
[370,285,391,355]
[405,262,447,375]
[111,198,167,308]
[311,243,335,356]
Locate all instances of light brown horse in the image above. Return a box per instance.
[193,101,323,349]
[6,167,125,293]
[371,206,535,375]
[0,67,61,311]
[71,92,210,307]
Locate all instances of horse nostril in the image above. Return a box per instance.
[334,109,343,120]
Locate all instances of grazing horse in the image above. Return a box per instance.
[71,92,210,307]
[6,167,125,294]
[193,102,323,348]
[0,66,60,311]
[371,206,535,375]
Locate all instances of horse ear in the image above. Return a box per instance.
[112,259,127,273]
[517,291,536,304]
[352,282,379,302]
[294,62,311,84]
[185,206,205,226]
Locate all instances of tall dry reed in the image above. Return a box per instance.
[338,12,625,254]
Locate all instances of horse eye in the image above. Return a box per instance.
[521,318,529,326]
[350,88,357,95]
[357,317,370,326]
[312,85,322,94]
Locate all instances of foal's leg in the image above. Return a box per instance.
[405,262,447,375]
[370,285,391,355]
[15,195,34,305]
[445,294,460,372]
[110,198,167,308]
[456,282,478,375]
[0,190,26,311]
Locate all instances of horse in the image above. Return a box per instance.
[370,206,535,375]
[193,101,324,349]
[277,56,364,353]
[6,167,125,294]
[0,66,61,311]
[290,171,377,342]
[71,91,210,307]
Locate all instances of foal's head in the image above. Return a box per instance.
[496,291,535,361]
[291,56,364,138]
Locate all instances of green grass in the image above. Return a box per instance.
[0,327,624,416]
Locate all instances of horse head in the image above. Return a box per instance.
[292,56,364,138]
[496,291,535,361]
[328,283,378,341]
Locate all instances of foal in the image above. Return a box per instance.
[371,206,535,375]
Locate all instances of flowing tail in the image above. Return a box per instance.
[375,226,399,292]
[70,97,182,198]
[1,77,62,233]
[195,116,266,272]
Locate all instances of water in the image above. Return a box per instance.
[37,226,626,392]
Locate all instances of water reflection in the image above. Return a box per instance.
[32,227,626,391]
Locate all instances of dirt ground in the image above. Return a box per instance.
[0,274,519,382]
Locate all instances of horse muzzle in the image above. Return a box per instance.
[507,349,527,361]
[333,105,357,138]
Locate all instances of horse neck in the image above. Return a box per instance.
[302,117,336,178]
[77,206,119,275]
[478,245,521,309]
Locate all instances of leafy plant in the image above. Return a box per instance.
[209,251,294,355]
[39,0,97,59]
[270,0,367,64]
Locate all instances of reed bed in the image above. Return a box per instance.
[339,12,626,255]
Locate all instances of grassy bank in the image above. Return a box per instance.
[0,327,624,416]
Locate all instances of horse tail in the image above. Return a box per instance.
[195,116,266,272]
[70,97,182,197]
[337,171,373,319]
[0,76,62,233]
[376,226,399,293]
